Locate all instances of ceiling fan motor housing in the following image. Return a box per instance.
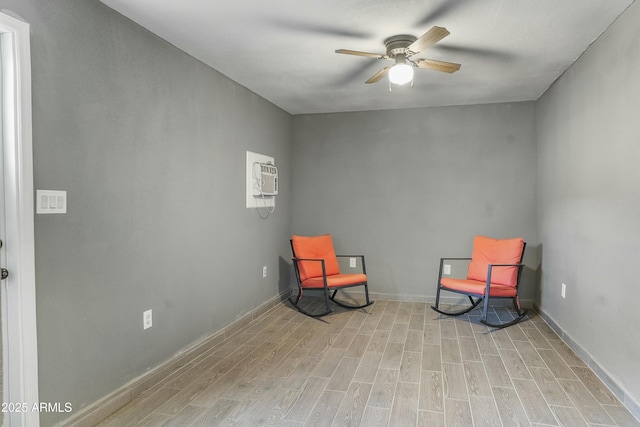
[384,35,417,58]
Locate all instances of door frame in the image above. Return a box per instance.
[1,11,40,427]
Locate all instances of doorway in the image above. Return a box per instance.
[0,11,39,427]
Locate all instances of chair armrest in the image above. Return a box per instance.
[486,263,525,279]
[440,257,472,261]
[484,263,526,294]
[292,257,326,269]
[292,257,325,262]
[291,257,330,289]
[488,263,524,267]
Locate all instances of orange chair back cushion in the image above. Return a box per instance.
[291,234,341,281]
[467,236,524,287]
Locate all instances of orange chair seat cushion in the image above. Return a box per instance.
[301,273,368,289]
[440,278,517,298]
[467,236,524,287]
[292,234,341,281]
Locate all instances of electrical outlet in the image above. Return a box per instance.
[262,266,268,278]
[443,264,451,275]
[561,283,566,299]
[349,258,357,268]
[143,309,152,330]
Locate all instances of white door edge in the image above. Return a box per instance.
[1,11,40,427]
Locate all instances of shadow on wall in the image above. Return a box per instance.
[278,256,292,296]
[521,265,540,307]
[533,243,543,306]
[515,242,542,307]
[503,242,542,307]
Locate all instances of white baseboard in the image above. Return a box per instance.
[57,291,290,427]
[66,288,635,427]
[535,305,640,422]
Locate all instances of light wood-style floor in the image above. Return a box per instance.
[96,298,640,426]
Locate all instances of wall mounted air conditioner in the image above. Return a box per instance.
[246,151,276,210]
[257,163,278,196]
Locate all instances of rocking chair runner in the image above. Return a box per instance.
[290,234,373,317]
[431,235,527,328]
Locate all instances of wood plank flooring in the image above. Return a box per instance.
[95,298,640,426]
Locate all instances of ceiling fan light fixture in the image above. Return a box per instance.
[389,63,413,85]
[388,55,413,85]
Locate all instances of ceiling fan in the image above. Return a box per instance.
[335,26,461,87]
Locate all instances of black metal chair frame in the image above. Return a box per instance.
[431,243,527,328]
[290,241,373,318]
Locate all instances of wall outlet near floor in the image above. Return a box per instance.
[443,264,451,275]
[561,283,566,299]
[262,266,268,278]
[349,258,357,268]
[143,309,152,329]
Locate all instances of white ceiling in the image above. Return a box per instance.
[98,0,634,115]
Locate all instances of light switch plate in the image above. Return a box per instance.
[36,190,67,214]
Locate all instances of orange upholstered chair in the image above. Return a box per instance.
[432,235,527,328]
[290,234,373,317]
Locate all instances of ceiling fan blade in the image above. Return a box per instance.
[415,0,467,27]
[335,49,387,59]
[415,58,461,73]
[365,67,390,84]
[433,45,514,61]
[407,26,450,54]
[272,19,373,39]
[332,59,381,85]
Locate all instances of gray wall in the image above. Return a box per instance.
[4,0,639,423]
[291,103,539,301]
[1,0,291,424]
[536,0,640,412]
